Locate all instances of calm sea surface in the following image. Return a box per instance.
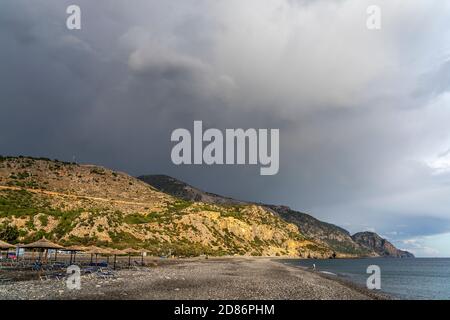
[283,258,450,300]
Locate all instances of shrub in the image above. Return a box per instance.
[38,215,49,227]
[90,168,105,175]
[0,224,19,243]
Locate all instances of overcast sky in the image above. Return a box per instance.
[1,0,450,256]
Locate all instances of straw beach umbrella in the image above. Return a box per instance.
[108,248,126,270]
[86,246,110,265]
[0,240,15,249]
[0,240,15,260]
[22,237,64,262]
[86,246,99,264]
[64,245,86,264]
[124,248,141,267]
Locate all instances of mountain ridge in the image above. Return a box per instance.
[0,156,331,258]
[0,156,413,258]
[352,231,414,258]
[138,174,414,258]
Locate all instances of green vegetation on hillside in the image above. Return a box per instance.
[0,190,37,217]
[0,224,19,243]
[0,156,334,258]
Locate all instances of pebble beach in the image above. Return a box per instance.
[0,257,388,300]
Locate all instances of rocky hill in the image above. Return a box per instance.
[265,205,374,257]
[352,232,414,258]
[138,175,246,205]
[0,156,331,258]
[139,175,414,258]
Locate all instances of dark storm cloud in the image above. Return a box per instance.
[1,0,450,255]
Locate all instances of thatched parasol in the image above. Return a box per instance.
[64,245,87,264]
[108,248,126,270]
[22,237,64,262]
[65,245,86,251]
[85,246,110,265]
[124,248,141,267]
[0,240,15,250]
[22,237,64,249]
[0,240,15,260]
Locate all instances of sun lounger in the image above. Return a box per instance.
[40,271,66,281]
[96,268,115,279]
[83,266,100,274]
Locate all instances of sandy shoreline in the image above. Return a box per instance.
[0,257,389,300]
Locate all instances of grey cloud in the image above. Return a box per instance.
[1,0,450,255]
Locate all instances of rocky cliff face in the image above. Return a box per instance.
[351,232,414,258]
[265,205,374,257]
[139,175,414,258]
[0,156,331,258]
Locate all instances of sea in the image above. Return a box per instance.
[283,258,450,300]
